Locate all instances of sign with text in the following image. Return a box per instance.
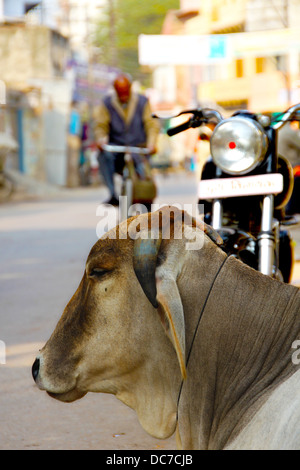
[139,28,300,66]
[139,34,232,65]
[198,174,283,199]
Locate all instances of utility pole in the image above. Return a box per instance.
[269,0,292,105]
[108,0,118,67]
[40,0,44,24]
[280,0,292,106]
[85,2,95,140]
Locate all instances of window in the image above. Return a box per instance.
[236,59,244,78]
[256,57,264,74]
[211,6,219,22]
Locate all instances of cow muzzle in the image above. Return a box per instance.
[32,353,86,402]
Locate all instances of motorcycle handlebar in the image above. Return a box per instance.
[272,103,300,130]
[162,108,224,137]
[167,120,192,136]
[160,103,300,136]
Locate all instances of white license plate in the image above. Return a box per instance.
[198,173,283,199]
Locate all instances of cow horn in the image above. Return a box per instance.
[133,233,162,308]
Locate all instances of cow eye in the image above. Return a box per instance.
[88,268,110,280]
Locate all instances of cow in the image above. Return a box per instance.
[32,206,300,450]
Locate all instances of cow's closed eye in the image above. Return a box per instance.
[88,268,111,280]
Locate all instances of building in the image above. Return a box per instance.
[0,0,119,186]
[1,0,40,19]
[56,0,105,62]
[0,3,73,185]
[0,0,60,27]
[141,0,300,114]
[195,0,300,112]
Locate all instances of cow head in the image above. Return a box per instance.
[32,206,222,439]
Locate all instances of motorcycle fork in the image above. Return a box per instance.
[212,199,223,230]
[211,168,223,230]
[257,194,275,276]
[211,195,278,278]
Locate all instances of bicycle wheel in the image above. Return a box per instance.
[0,174,14,201]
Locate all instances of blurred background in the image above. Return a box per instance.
[2,1,300,450]
[1,0,300,190]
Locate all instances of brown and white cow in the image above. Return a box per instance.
[32,206,300,449]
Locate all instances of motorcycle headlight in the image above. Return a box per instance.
[210,117,268,175]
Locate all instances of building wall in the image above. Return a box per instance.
[181,0,247,35]
[180,0,199,10]
[0,23,72,184]
[57,0,105,61]
[0,26,52,86]
[4,0,29,17]
[164,0,300,112]
[246,0,289,31]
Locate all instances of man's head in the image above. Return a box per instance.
[113,74,132,104]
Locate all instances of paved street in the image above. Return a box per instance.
[1,170,300,450]
[0,171,198,450]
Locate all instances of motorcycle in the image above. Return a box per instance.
[164,103,300,283]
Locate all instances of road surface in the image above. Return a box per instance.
[0,171,198,450]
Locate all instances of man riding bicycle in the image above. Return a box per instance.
[94,73,160,206]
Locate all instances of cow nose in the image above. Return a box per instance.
[32,358,40,382]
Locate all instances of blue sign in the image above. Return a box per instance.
[209,36,227,59]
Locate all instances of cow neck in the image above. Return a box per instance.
[176,253,230,421]
[181,255,300,450]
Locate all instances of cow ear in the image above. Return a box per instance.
[133,235,161,309]
[156,278,186,379]
[133,234,186,379]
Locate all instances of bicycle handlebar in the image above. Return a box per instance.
[102,144,150,155]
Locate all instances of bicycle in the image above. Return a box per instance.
[102,144,157,221]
